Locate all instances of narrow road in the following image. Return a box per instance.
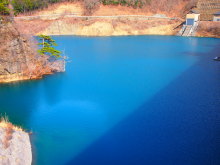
[15,13,178,20]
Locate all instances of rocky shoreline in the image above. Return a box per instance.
[0,21,65,83]
[0,120,32,165]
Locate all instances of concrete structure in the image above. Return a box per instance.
[213,11,220,21]
[178,0,220,37]
[177,14,200,36]
[186,14,200,25]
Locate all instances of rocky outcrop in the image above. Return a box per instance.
[0,20,65,83]
[0,121,32,165]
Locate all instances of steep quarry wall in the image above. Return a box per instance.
[15,17,180,36]
[14,2,182,36]
[14,2,220,38]
[0,20,65,83]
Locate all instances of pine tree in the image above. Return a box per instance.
[0,0,10,15]
[37,35,62,58]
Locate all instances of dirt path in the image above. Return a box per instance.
[15,14,177,20]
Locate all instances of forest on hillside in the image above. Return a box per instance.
[0,0,197,15]
[0,0,9,15]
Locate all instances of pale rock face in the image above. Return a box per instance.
[0,127,32,165]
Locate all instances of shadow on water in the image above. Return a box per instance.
[65,43,220,165]
[0,72,65,128]
[0,36,220,165]
[0,80,41,127]
[0,73,66,165]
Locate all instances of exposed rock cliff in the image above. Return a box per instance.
[0,119,32,165]
[0,20,65,83]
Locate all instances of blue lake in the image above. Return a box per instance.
[0,36,220,165]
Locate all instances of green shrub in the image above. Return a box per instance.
[0,2,10,15]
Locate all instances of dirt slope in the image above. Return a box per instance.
[15,2,182,36]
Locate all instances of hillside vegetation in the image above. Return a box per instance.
[196,21,220,38]
[0,0,10,15]
[11,0,197,16]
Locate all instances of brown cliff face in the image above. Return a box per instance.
[0,20,64,83]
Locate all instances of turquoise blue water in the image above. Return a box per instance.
[0,36,220,165]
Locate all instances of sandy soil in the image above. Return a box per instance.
[17,1,187,17]
[20,1,220,38]
[15,2,180,36]
[0,121,32,165]
[15,17,180,36]
[19,2,84,16]
[18,2,151,17]
[93,4,152,16]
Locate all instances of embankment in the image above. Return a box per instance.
[14,2,220,38]
[15,2,182,36]
[16,17,180,36]
[0,119,32,165]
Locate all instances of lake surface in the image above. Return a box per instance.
[0,36,220,165]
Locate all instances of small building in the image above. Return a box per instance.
[213,12,220,21]
[186,14,200,26]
